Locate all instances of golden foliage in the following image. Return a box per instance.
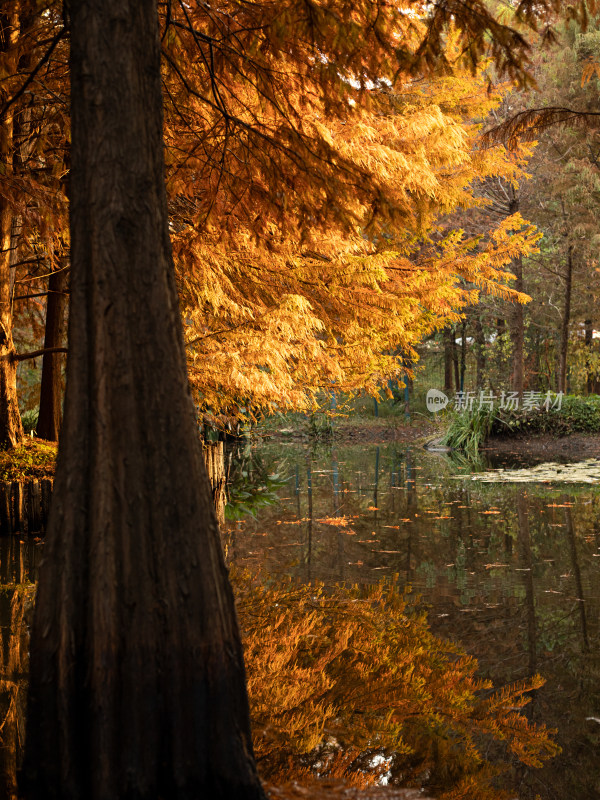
[234,573,559,799]
[2,1,559,417]
[165,22,542,415]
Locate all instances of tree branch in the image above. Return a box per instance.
[12,347,68,362]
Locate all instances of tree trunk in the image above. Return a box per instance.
[36,266,68,441]
[451,327,459,393]
[443,327,453,393]
[0,8,24,449]
[459,320,467,392]
[558,245,573,394]
[23,3,264,799]
[510,255,524,397]
[473,316,486,390]
[583,318,599,394]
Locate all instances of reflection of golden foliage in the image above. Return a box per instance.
[315,517,350,527]
[0,585,35,800]
[234,574,559,799]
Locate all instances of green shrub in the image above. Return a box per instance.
[21,408,39,436]
[491,394,600,437]
[442,395,600,456]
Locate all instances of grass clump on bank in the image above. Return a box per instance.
[0,438,57,481]
[441,406,495,457]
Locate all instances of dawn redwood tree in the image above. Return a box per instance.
[22,1,264,798]
[0,7,24,448]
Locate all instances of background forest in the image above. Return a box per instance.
[416,8,600,405]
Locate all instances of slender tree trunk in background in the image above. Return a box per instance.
[444,327,453,393]
[584,318,599,394]
[510,255,524,397]
[558,245,573,394]
[473,316,486,390]
[531,327,540,391]
[451,328,459,393]
[0,9,24,449]
[585,319,593,394]
[23,3,264,799]
[36,267,68,441]
[459,320,467,392]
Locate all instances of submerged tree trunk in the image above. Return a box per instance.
[0,8,24,449]
[36,266,68,441]
[558,245,573,394]
[23,3,264,799]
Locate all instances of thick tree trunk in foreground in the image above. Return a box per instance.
[0,8,24,449]
[36,267,68,441]
[23,3,264,799]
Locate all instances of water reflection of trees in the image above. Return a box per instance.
[225,442,600,799]
[0,585,35,800]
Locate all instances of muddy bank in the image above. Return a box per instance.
[482,432,600,463]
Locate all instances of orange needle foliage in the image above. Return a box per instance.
[3,2,551,421]
[161,10,540,415]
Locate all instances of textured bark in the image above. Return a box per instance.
[23,3,264,799]
[0,8,24,449]
[36,267,68,441]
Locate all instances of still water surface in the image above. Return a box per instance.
[224,439,600,800]
[0,440,599,798]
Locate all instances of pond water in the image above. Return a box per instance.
[224,439,600,800]
[0,441,599,799]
